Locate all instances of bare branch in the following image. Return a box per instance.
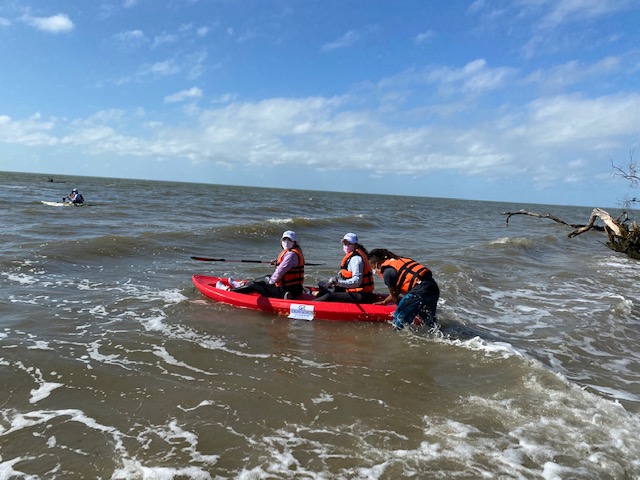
[502,208,639,259]
[611,149,639,188]
[502,209,590,229]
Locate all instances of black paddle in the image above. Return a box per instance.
[191,256,323,266]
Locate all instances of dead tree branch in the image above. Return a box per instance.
[611,150,639,188]
[568,208,621,237]
[502,209,601,230]
[502,208,640,259]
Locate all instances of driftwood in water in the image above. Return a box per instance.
[502,210,598,229]
[502,208,640,260]
[567,208,620,237]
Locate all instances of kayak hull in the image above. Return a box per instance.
[41,201,84,207]
[192,275,395,322]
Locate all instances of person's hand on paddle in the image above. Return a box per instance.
[327,276,338,287]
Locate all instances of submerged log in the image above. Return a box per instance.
[502,208,640,260]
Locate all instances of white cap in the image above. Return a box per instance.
[342,233,358,244]
[282,230,296,242]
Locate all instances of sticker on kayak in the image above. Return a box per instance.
[288,303,315,321]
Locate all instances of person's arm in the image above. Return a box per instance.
[336,256,363,288]
[374,268,399,305]
[269,251,298,284]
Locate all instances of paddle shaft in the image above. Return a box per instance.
[191,256,323,266]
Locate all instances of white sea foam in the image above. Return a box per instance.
[27,340,53,350]
[138,313,270,359]
[613,297,634,316]
[177,400,216,412]
[111,282,188,306]
[8,363,64,404]
[112,463,214,480]
[266,217,295,224]
[586,384,640,402]
[3,272,37,285]
[0,408,125,448]
[30,381,63,404]
[152,345,215,378]
[311,393,334,404]
[460,336,524,358]
[0,456,29,480]
[490,236,535,248]
[112,420,219,479]
[85,340,139,370]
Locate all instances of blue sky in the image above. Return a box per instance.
[1,0,639,207]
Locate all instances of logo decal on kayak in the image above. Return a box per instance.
[288,303,315,321]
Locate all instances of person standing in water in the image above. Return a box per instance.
[367,248,440,330]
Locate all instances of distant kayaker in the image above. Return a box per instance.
[313,232,375,303]
[64,188,85,204]
[367,248,440,331]
[231,230,305,299]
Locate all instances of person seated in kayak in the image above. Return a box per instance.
[368,248,440,331]
[64,188,84,204]
[231,230,305,299]
[314,232,375,303]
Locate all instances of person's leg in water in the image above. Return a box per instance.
[392,292,422,330]
[415,297,439,328]
[392,281,439,331]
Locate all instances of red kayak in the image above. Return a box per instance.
[192,275,395,322]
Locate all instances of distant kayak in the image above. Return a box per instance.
[192,274,395,322]
[41,201,84,207]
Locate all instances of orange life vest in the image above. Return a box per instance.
[379,257,431,295]
[340,247,375,293]
[275,245,305,289]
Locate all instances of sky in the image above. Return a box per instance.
[1,0,640,208]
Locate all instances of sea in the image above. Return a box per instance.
[1,170,639,479]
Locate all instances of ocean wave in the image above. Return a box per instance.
[188,214,376,247]
[489,236,536,249]
[37,235,145,261]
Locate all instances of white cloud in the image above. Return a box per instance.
[524,56,620,89]
[22,13,74,33]
[468,0,635,59]
[153,33,179,47]
[114,29,147,48]
[211,93,237,104]
[522,93,640,148]
[415,30,435,45]
[165,87,203,104]
[534,0,627,30]
[425,59,516,94]
[467,0,486,15]
[142,60,181,77]
[1,72,638,196]
[321,30,361,52]
[0,114,58,146]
